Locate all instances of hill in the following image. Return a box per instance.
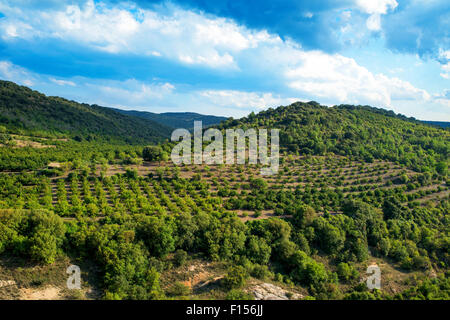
[0,80,172,144]
[115,109,227,130]
[217,102,449,175]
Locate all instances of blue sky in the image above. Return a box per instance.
[0,0,449,120]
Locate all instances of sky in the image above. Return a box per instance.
[0,0,449,120]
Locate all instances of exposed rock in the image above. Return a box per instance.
[0,280,16,288]
[250,283,303,300]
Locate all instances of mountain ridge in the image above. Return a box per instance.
[114,109,228,130]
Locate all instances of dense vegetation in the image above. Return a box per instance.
[218,102,449,175]
[0,86,448,300]
[0,80,171,144]
[115,109,227,130]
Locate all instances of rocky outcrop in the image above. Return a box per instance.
[250,283,303,300]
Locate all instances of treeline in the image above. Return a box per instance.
[0,141,146,171]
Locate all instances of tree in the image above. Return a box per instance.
[143,146,164,162]
[223,266,248,289]
[289,250,328,288]
[337,262,358,282]
[246,236,271,265]
[136,215,175,257]
[293,205,317,228]
[436,161,448,175]
[382,197,406,220]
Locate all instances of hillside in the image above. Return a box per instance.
[0,80,172,144]
[115,109,228,130]
[217,102,449,175]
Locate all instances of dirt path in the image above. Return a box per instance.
[20,286,62,300]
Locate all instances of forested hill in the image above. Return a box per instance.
[0,80,172,144]
[115,109,228,130]
[217,101,449,175]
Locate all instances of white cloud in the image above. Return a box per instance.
[439,49,450,60]
[0,0,271,69]
[356,0,398,15]
[50,78,76,86]
[148,51,162,57]
[92,79,175,107]
[198,90,300,110]
[281,51,430,108]
[0,60,35,86]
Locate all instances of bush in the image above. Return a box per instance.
[226,289,254,300]
[167,282,191,297]
[0,209,65,264]
[223,266,248,289]
[250,264,272,280]
[173,249,188,267]
[337,262,359,283]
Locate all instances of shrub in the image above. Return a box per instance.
[226,289,254,300]
[173,249,188,267]
[167,282,191,297]
[223,266,248,289]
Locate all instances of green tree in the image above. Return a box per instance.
[223,266,249,289]
[143,146,164,162]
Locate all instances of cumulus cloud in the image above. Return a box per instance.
[365,13,381,31]
[280,50,430,108]
[433,89,450,108]
[0,0,272,69]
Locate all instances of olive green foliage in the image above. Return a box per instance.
[143,146,168,162]
[0,209,65,264]
[223,266,249,289]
